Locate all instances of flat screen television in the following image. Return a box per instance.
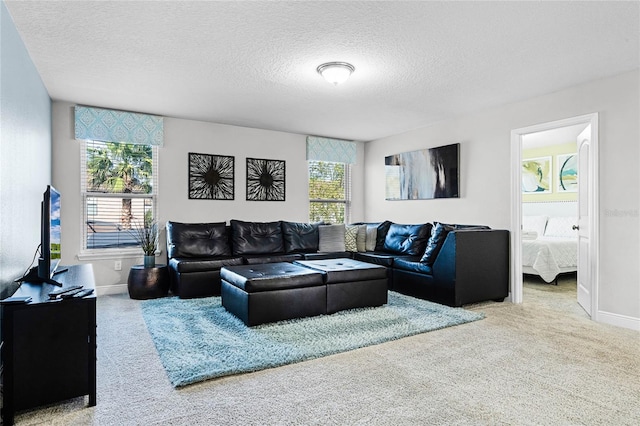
[35,185,64,285]
[16,185,67,286]
[13,185,65,286]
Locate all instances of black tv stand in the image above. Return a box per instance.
[1,264,96,425]
[15,266,62,286]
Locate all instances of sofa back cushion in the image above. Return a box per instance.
[281,221,320,253]
[383,223,431,255]
[375,221,393,251]
[166,221,231,258]
[230,220,284,255]
[420,222,456,265]
[420,222,492,264]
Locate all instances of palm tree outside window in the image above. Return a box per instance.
[82,140,157,251]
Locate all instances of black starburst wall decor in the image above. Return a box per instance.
[246,157,286,201]
[188,153,235,200]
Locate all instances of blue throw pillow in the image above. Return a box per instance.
[420,222,455,265]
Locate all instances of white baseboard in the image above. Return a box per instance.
[597,310,640,331]
[96,283,128,296]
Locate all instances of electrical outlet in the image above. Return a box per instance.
[114,260,122,271]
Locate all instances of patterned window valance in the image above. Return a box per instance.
[306,136,356,165]
[74,105,164,146]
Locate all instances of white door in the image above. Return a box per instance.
[576,125,591,315]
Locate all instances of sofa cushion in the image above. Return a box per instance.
[281,221,320,253]
[375,221,393,251]
[166,221,231,258]
[383,223,431,256]
[230,220,284,255]
[393,257,433,275]
[352,251,396,267]
[169,256,243,273]
[318,224,346,252]
[243,253,303,264]
[420,222,456,265]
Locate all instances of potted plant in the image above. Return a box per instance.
[131,218,159,268]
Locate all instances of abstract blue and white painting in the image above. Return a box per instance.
[557,153,578,192]
[385,143,459,200]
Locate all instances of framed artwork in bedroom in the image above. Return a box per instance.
[522,156,552,194]
[557,153,578,192]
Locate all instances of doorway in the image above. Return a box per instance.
[510,113,599,320]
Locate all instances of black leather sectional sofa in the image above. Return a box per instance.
[166,219,509,307]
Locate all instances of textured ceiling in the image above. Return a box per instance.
[5,1,639,142]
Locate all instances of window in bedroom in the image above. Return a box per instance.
[81,140,158,251]
[308,160,351,224]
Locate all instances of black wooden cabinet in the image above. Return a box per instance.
[1,264,96,425]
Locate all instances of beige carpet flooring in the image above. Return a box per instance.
[14,275,640,425]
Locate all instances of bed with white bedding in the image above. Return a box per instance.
[522,216,578,283]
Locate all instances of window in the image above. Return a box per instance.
[308,160,351,223]
[81,140,157,252]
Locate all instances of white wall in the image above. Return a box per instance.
[51,102,365,291]
[159,117,366,224]
[0,2,52,298]
[364,70,640,326]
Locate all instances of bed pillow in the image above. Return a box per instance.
[544,217,578,238]
[522,215,548,237]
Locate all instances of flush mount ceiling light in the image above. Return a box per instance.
[316,62,355,85]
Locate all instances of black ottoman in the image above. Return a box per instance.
[294,258,388,314]
[221,262,325,326]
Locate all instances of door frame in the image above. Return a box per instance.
[510,113,599,320]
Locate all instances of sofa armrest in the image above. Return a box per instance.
[432,229,510,306]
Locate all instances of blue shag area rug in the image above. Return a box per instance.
[141,291,484,387]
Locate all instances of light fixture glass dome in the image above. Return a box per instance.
[317,62,355,85]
